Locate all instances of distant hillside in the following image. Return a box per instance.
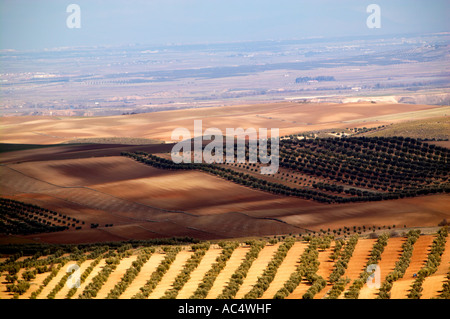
[63,137,165,145]
[362,116,449,140]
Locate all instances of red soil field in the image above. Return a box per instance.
[313,244,338,299]
[358,236,406,299]
[338,239,376,298]
[389,235,435,299]
[420,238,450,299]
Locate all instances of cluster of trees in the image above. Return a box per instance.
[6,280,30,297]
[123,135,449,204]
[438,269,450,299]
[3,256,36,298]
[78,245,133,299]
[161,243,211,299]
[330,239,344,261]
[377,230,421,299]
[278,136,449,201]
[325,277,351,299]
[348,126,386,135]
[408,227,448,299]
[313,182,344,193]
[21,269,37,281]
[106,247,155,299]
[0,198,73,235]
[302,274,327,299]
[217,240,266,299]
[344,233,390,299]
[132,246,181,299]
[190,241,240,299]
[1,251,66,288]
[295,76,335,83]
[244,238,296,299]
[328,235,359,285]
[0,237,197,256]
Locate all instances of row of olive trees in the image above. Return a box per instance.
[65,246,111,298]
[377,229,421,299]
[132,246,181,299]
[437,269,450,299]
[30,261,68,299]
[301,236,334,299]
[217,240,266,299]
[279,136,449,198]
[122,152,341,203]
[328,235,359,285]
[190,241,240,299]
[244,238,296,299]
[47,254,89,299]
[0,197,84,234]
[329,239,344,261]
[344,233,390,299]
[272,237,325,299]
[66,256,103,299]
[161,243,211,299]
[325,277,351,299]
[78,246,133,299]
[408,227,448,299]
[106,247,156,299]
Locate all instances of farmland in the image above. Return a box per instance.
[0,100,449,301]
[0,228,448,299]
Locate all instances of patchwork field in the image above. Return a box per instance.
[1,102,448,144]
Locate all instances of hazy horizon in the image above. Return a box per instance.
[1,0,449,51]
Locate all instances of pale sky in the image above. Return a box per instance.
[1,0,449,50]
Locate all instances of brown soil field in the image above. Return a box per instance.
[206,245,250,299]
[0,155,310,243]
[358,236,406,299]
[176,247,223,299]
[1,102,445,144]
[260,241,307,299]
[0,101,448,244]
[0,149,448,243]
[278,195,450,235]
[234,243,281,299]
[389,235,435,299]
[0,143,173,165]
